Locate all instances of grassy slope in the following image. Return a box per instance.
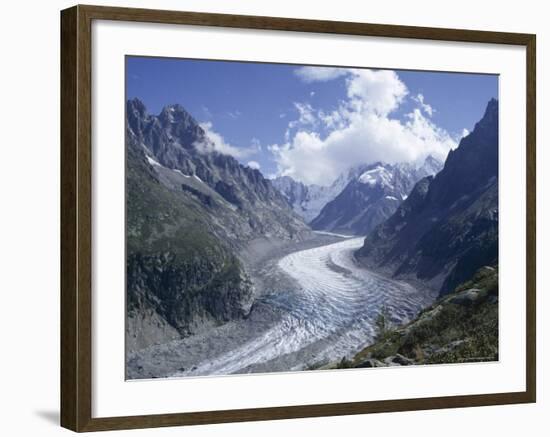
[336,265,498,368]
[126,139,252,341]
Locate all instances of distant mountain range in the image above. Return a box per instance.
[310,157,442,235]
[355,99,499,296]
[272,156,442,236]
[272,166,373,224]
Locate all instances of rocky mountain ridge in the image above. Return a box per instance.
[356,99,499,295]
[125,99,310,354]
[127,98,310,246]
[271,166,364,223]
[310,156,443,235]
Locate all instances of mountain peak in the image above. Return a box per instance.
[358,165,393,188]
[127,97,148,117]
[476,98,498,131]
[420,154,443,176]
[486,97,498,110]
[162,103,186,113]
[356,99,498,295]
[159,103,197,125]
[126,98,309,248]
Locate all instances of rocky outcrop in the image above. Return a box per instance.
[356,99,499,295]
[127,251,253,338]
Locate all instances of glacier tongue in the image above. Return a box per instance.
[170,237,436,377]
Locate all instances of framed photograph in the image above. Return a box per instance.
[60,4,536,432]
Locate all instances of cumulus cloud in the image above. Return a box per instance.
[247,160,261,170]
[195,122,256,159]
[345,69,408,116]
[271,68,457,186]
[296,67,407,115]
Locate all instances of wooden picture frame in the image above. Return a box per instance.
[60,4,536,432]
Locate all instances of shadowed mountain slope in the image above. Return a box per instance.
[356,99,499,295]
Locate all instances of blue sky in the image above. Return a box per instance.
[126,56,498,185]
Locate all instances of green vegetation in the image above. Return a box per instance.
[126,139,252,338]
[335,265,498,369]
[374,306,392,341]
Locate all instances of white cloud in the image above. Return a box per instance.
[286,102,318,141]
[271,68,457,186]
[296,67,407,115]
[295,66,348,83]
[345,69,408,116]
[412,93,434,117]
[227,110,242,119]
[310,91,316,97]
[461,128,470,138]
[291,102,317,126]
[195,122,255,159]
[247,160,261,170]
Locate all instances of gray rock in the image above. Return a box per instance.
[384,354,415,366]
[356,358,385,368]
[449,288,481,306]
[433,340,466,355]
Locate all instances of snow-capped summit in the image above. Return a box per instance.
[272,155,443,232]
[310,158,443,235]
[271,168,360,223]
[358,165,394,189]
[356,99,499,296]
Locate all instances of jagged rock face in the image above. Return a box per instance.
[127,98,310,244]
[356,99,499,296]
[127,99,204,172]
[126,99,310,352]
[126,132,254,349]
[271,176,311,218]
[127,250,253,337]
[309,158,442,235]
[426,99,498,209]
[271,169,358,223]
